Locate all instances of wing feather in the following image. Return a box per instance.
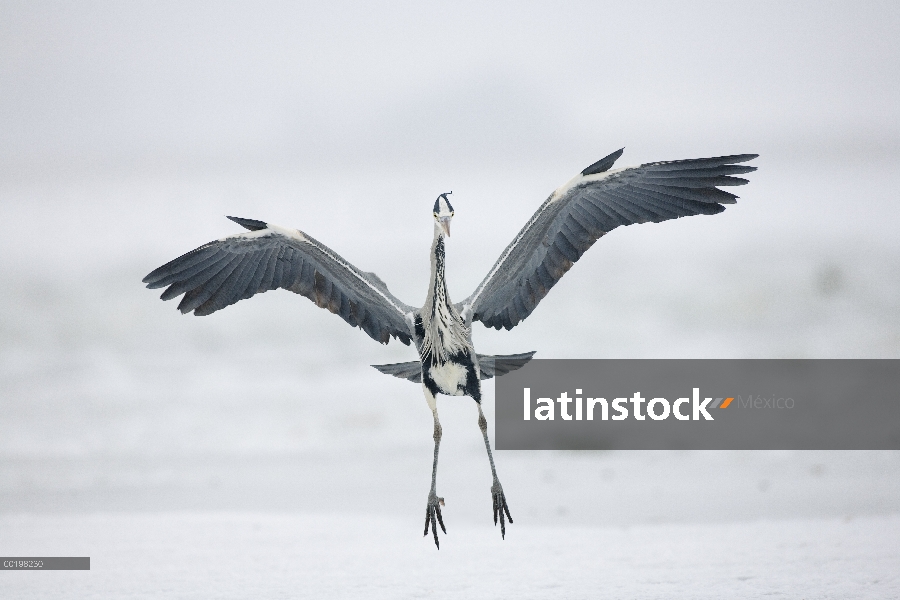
[144,220,415,345]
[152,247,221,287]
[180,252,251,314]
[459,151,757,330]
[158,251,229,300]
[193,253,255,316]
[644,164,756,178]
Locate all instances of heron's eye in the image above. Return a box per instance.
[451,212,454,217]
[433,213,439,218]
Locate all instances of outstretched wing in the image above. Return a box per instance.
[143,216,415,345]
[458,149,758,330]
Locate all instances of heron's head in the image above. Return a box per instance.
[433,192,454,237]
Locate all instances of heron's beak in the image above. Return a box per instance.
[439,217,451,237]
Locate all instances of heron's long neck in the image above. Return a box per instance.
[427,232,451,312]
[421,230,470,362]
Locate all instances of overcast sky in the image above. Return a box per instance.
[2,1,898,182]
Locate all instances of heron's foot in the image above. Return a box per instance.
[491,480,513,539]
[424,491,446,549]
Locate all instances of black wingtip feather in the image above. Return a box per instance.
[582,148,624,176]
[227,216,268,231]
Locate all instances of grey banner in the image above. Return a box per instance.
[494,360,900,450]
[1,557,90,570]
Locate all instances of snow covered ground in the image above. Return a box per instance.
[3,512,898,599]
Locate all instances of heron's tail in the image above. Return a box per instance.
[371,351,536,383]
[371,360,423,383]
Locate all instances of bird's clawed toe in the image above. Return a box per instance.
[491,481,513,539]
[424,491,446,549]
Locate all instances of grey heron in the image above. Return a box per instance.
[142,148,757,548]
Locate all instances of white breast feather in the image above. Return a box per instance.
[429,362,468,396]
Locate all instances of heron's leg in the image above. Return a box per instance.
[423,386,446,549]
[476,401,513,539]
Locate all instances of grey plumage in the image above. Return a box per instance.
[143,222,414,345]
[227,215,268,231]
[581,147,624,175]
[456,152,758,330]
